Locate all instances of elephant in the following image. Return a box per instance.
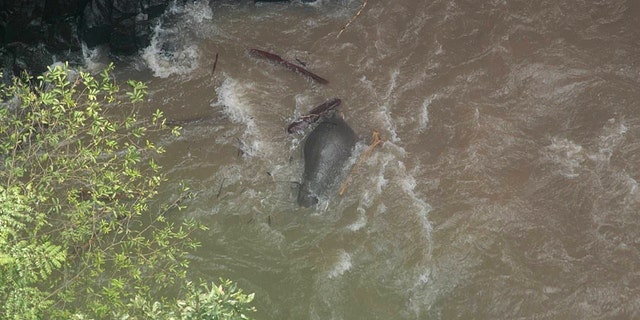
[297,113,357,207]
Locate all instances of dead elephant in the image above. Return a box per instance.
[297,114,357,207]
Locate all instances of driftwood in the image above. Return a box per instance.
[211,52,219,76]
[248,48,329,84]
[286,98,341,134]
[336,0,368,38]
[339,130,384,196]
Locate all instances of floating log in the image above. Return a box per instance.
[309,97,341,115]
[248,48,329,84]
[287,98,342,134]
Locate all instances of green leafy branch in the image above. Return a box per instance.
[0,62,252,319]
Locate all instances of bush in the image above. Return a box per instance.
[115,279,256,320]
[0,63,255,319]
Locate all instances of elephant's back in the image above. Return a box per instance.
[304,117,356,160]
[299,115,357,207]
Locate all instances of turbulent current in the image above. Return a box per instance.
[104,0,640,319]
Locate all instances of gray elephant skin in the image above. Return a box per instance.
[298,114,357,207]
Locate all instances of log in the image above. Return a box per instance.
[287,98,342,134]
[248,48,329,84]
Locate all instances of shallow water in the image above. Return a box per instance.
[109,0,640,318]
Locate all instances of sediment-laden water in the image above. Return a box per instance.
[103,0,640,318]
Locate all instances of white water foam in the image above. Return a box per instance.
[141,1,213,78]
[141,23,200,78]
[345,142,434,317]
[393,155,433,255]
[212,77,265,158]
[355,140,432,252]
[346,207,368,231]
[168,0,213,22]
[590,118,628,165]
[81,43,109,71]
[544,137,586,178]
[377,69,402,142]
[327,250,352,279]
[417,95,433,132]
[545,119,629,179]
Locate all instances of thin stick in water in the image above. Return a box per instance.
[339,130,383,196]
[217,177,226,199]
[336,0,368,39]
[211,52,219,76]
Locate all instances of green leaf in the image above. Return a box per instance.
[0,61,247,320]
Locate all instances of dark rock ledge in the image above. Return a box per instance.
[0,0,171,79]
[0,0,317,81]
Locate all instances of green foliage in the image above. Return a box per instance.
[0,63,255,319]
[102,279,256,320]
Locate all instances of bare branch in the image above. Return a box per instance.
[336,0,369,39]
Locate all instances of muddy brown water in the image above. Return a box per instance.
[101,0,640,318]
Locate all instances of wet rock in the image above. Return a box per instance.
[0,0,173,77]
[1,0,82,78]
[0,47,17,84]
[254,0,317,2]
[0,0,313,79]
[1,0,82,48]
[80,0,171,54]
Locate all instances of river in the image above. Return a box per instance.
[101,0,640,318]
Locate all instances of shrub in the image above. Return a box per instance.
[0,63,255,319]
[117,279,256,320]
